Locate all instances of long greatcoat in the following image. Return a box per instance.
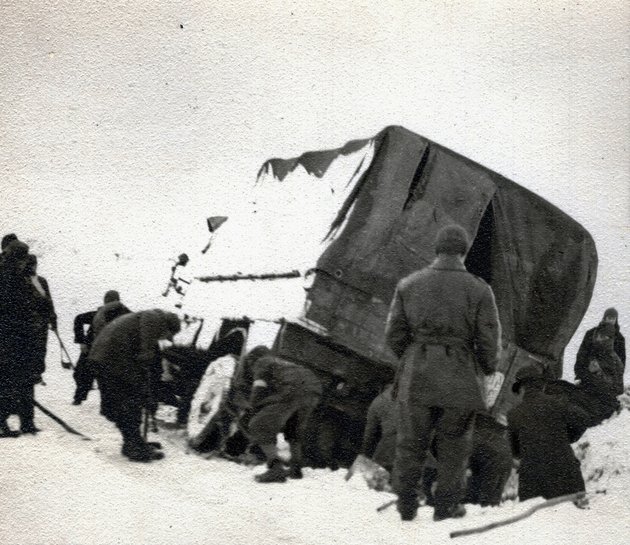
[575,325,626,375]
[0,260,53,389]
[26,275,56,380]
[508,390,586,501]
[385,255,501,410]
[89,309,178,423]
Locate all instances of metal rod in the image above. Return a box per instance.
[196,270,301,283]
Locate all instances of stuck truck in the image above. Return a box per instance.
[168,125,597,468]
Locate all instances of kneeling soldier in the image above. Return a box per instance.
[245,346,323,483]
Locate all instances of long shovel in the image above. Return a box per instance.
[53,329,75,370]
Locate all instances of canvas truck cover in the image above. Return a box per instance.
[259,126,597,383]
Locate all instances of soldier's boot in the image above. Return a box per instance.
[288,441,304,479]
[573,493,589,509]
[19,421,41,434]
[288,465,303,479]
[255,458,288,483]
[120,426,164,462]
[0,421,20,438]
[433,503,466,522]
[121,441,165,462]
[397,492,419,522]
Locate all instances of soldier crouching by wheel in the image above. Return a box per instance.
[89,309,181,462]
[243,346,323,483]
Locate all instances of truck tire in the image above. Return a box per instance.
[187,354,237,450]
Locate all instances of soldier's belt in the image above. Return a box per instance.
[412,335,472,350]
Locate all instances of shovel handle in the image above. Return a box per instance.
[54,330,75,369]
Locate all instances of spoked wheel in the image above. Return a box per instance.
[187,355,237,450]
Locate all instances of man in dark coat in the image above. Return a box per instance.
[575,321,624,399]
[566,320,625,438]
[575,308,625,377]
[385,224,501,521]
[72,290,130,405]
[72,310,97,404]
[243,346,323,483]
[0,238,30,437]
[0,241,54,435]
[89,309,180,462]
[508,366,587,503]
[17,254,57,433]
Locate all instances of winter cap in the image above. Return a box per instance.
[103,290,120,304]
[434,224,470,255]
[1,233,18,250]
[512,365,545,393]
[244,345,271,367]
[595,321,615,339]
[3,239,29,259]
[603,307,618,321]
[165,312,181,335]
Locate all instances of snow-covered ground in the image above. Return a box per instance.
[2,143,628,544]
[1,360,629,545]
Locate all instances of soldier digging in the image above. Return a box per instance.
[89,309,180,462]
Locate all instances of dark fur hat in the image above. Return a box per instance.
[103,290,120,304]
[434,224,470,255]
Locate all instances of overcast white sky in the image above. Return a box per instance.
[0,1,628,374]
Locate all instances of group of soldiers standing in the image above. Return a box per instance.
[209,223,624,523]
[351,226,625,521]
[0,232,182,463]
[0,234,57,437]
[0,226,625,525]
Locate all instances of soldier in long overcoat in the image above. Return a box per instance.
[89,309,180,462]
[385,224,501,522]
[508,367,587,502]
[575,308,625,376]
[0,242,54,435]
[17,254,57,432]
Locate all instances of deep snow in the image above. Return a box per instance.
[1,360,629,545]
[2,144,629,544]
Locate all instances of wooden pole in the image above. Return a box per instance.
[450,492,586,539]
